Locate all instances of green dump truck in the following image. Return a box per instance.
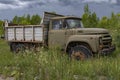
[4,12,115,60]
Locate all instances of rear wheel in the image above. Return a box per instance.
[15,44,25,53]
[69,45,92,60]
[10,43,16,52]
[10,43,25,53]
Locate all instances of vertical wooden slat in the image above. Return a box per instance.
[33,26,35,41]
[6,27,8,40]
[32,26,34,41]
[14,27,16,40]
[23,27,24,41]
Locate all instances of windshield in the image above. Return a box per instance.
[66,19,83,28]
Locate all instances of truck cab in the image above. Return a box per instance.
[48,16,115,60]
[49,17,83,48]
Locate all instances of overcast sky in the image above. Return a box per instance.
[0,0,120,20]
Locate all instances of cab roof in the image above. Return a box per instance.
[51,16,82,20]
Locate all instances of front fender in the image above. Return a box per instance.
[66,35,98,53]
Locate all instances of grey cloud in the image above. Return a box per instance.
[19,0,33,1]
[116,0,120,5]
[0,0,96,10]
[0,0,20,7]
[58,0,73,6]
[0,0,120,20]
[0,0,45,10]
[0,0,15,4]
[19,0,82,8]
[27,2,46,9]
[58,0,82,6]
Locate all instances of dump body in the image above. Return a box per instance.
[5,25,43,43]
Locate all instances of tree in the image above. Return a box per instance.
[0,20,4,35]
[98,16,108,28]
[82,4,99,28]
[26,14,31,24]
[20,15,30,25]
[116,14,120,29]
[90,12,99,27]
[12,14,41,25]
[12,16,19,24]
[84,4,91,14]
[31,14,41,25]
[82,4,90,27]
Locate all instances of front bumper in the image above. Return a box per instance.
[99,45,116,55]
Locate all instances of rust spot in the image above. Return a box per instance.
[71,51,85,60]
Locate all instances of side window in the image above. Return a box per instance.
[52,20,62,30]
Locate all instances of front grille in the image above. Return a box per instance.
[102,34,112,48]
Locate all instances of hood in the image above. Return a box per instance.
[75,28,109,34]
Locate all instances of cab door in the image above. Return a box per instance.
[49,19,66,48]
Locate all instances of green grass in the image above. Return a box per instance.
[0,29,120,80]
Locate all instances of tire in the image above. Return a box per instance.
[10,43,17,53]
[10,43,25,53]
[16,44,25,53]
[69,45,92,60]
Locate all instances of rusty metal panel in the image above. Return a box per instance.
[7,28,15,40]
[41,12,64,25]
[34,27,43,41]
[16,27,23,41]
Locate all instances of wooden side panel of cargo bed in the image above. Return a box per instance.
[16,27,24,41]
[34,27,43,41]
[7,27,15,41]
[6,26,43,42]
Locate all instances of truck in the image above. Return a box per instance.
[4,12,115,60]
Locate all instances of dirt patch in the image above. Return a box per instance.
[0,75,14,80]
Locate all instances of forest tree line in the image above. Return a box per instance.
[82,4,120,29]
[0,4,120,35]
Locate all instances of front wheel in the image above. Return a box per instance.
[69,45,92,60]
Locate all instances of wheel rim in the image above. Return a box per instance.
[16,47,20,53]
[71,51,86,60]
[15,44,25,53]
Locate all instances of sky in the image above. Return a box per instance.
[0,0,120,20]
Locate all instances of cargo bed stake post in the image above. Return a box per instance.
[4,20,8,27]
[4,20,8,40]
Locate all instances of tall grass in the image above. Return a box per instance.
[0,29,120,80]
